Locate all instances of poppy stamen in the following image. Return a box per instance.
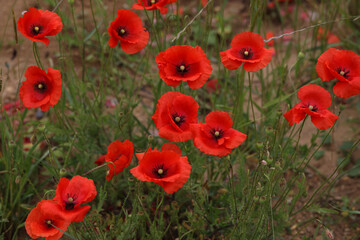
[303,103,318,112]
[30,24,42,36]
[45,219,53,228]
[33,81,47,93]
[172,113,185,126]
[240,47,253,59]
[148,0,158,5]
[152,163,168,178]
[117,27,128,37]
[335,67,350,79]
[65,193,78,210]
[210,128,224,139]
[177,64,190,75]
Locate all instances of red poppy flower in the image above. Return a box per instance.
[152,91,199,142]
[316,48,360,98]
[130,143,191,194]
[95,154,106,166]
[108,9,149,54]
[19,66,62,111]
[191,111,247,157]
[17,8,63,47]
[201,0,208,7]
[156,45,212,89]
[105,140,134,181]
[220,32,273,72]
[52,176,97,222]
[317,27,340,46]
[206,78,221,93]
[283,84,339,130]
[132,0,177,14]
[25,200,70,240]
[266,32,275,47]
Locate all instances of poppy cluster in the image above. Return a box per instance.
[25,176,97,240]
[18,8,63,47]
[108,9,149,54]
[130,143,191,194]
[152,92,247,156]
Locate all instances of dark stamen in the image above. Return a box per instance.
[65,193,78,210]
[240,47,253,59]
[335,67,350,79]
[30,24,42,36]
[302,103,318,112]
[33,81,47,93]
[147,0,158,6]
[117,26,128,37]
[210,128,224,139]
[172,113,185,126]
[176,64,190,75]
[152,163,168,178]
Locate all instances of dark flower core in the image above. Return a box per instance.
[210,128,224,139]
[33,81,47,93]
[239,47,253,59]
[44,219,53,228]
[64,193,78,210]
[302,104,318,112]
[152,163,168,178]
[172,113,185,127]
[335,67,350,79]
[147,0,159,6]
[176,64,190,75]
[30,24,42,36]
[117,26,128,37]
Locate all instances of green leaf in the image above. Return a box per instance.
[263,93,294,109]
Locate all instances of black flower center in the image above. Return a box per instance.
[172,113,185,127]
[64,193,78,210]
[152,163,168,178]
[44,219,53,228]
[176,64,190,75]
[33,81,47,93]
[210,128,224,139]
[335,67,350,79]
[302,104,318,112]
[147,0,158,6]
[117,26,128,37]
[240,47,253,59]
[30,24,42,36]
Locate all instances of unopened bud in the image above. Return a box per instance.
[261,160,267,165]
[298,51,305,59]
[256,141,263,149]
[59,168,67,176]
[265,126,274,135]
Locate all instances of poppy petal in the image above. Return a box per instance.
[310,109,339,130]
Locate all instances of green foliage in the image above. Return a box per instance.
[0,0,359,239]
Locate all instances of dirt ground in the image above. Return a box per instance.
[1,0,359,239]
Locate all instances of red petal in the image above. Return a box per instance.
[283,107,306,126]
[310,109,339,130]
[297,84,332,109]
[333,81,360,98]
[205,111,233,130]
